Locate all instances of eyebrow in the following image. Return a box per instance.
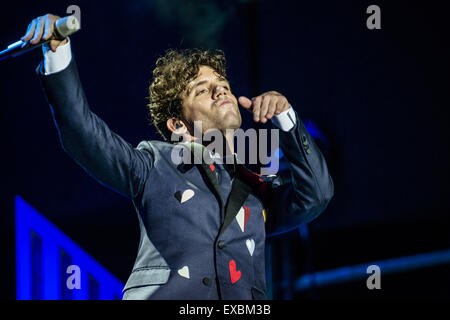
[187,76,229,95]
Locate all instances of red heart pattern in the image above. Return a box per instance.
[243,206,250,229]
[229,259,241,284]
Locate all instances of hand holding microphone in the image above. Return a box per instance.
[0,13,80,60]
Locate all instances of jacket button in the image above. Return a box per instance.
[218,240,225,249]
[202,277,212,286]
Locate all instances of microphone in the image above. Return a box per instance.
[0,15,80,61]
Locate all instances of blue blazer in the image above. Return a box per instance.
[37,58,334,300]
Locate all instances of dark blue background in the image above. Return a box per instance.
[1,0,449,299]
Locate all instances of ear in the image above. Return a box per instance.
[166,117,188,136]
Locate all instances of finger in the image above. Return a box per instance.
[260,96,271,123]
[273,99,281,115]
[238,96,253,110]
[49,40,59,52]
[21,19,37,41]
[30,17,45,44]
[274,99,287,115]
[42,15,57,40]
[265,98,278,120]
[252,96,262,122]
[49,37,68,52]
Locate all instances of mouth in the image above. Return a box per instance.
[217,99,232,107]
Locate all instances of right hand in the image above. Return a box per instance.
[21,13,68,52]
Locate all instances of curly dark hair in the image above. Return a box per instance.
[148,48,227,141]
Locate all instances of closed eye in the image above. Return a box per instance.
[195,89,207,96]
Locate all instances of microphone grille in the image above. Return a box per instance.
[55,15,81,39]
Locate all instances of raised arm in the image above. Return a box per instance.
[26,13,153,199]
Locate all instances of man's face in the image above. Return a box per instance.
[181,65,242,135]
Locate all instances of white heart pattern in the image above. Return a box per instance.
[180,189,195,203]
[178,266,190,279]
[236,206,250,232]
[246,239,255,256]
[236,207,245,232]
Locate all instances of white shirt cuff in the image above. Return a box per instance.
[271,106,296,131]
[43,38,72,75]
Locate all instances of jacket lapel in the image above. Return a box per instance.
[183,142,224,206]
[218,172,252,236]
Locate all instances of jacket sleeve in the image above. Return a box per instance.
[265,110,334,236]
[36,57,153,199]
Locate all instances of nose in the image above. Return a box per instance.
[213,86,227,100]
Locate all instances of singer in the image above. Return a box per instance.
[24,13,334,300]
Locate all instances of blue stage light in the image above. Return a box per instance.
[15,195,124,300]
